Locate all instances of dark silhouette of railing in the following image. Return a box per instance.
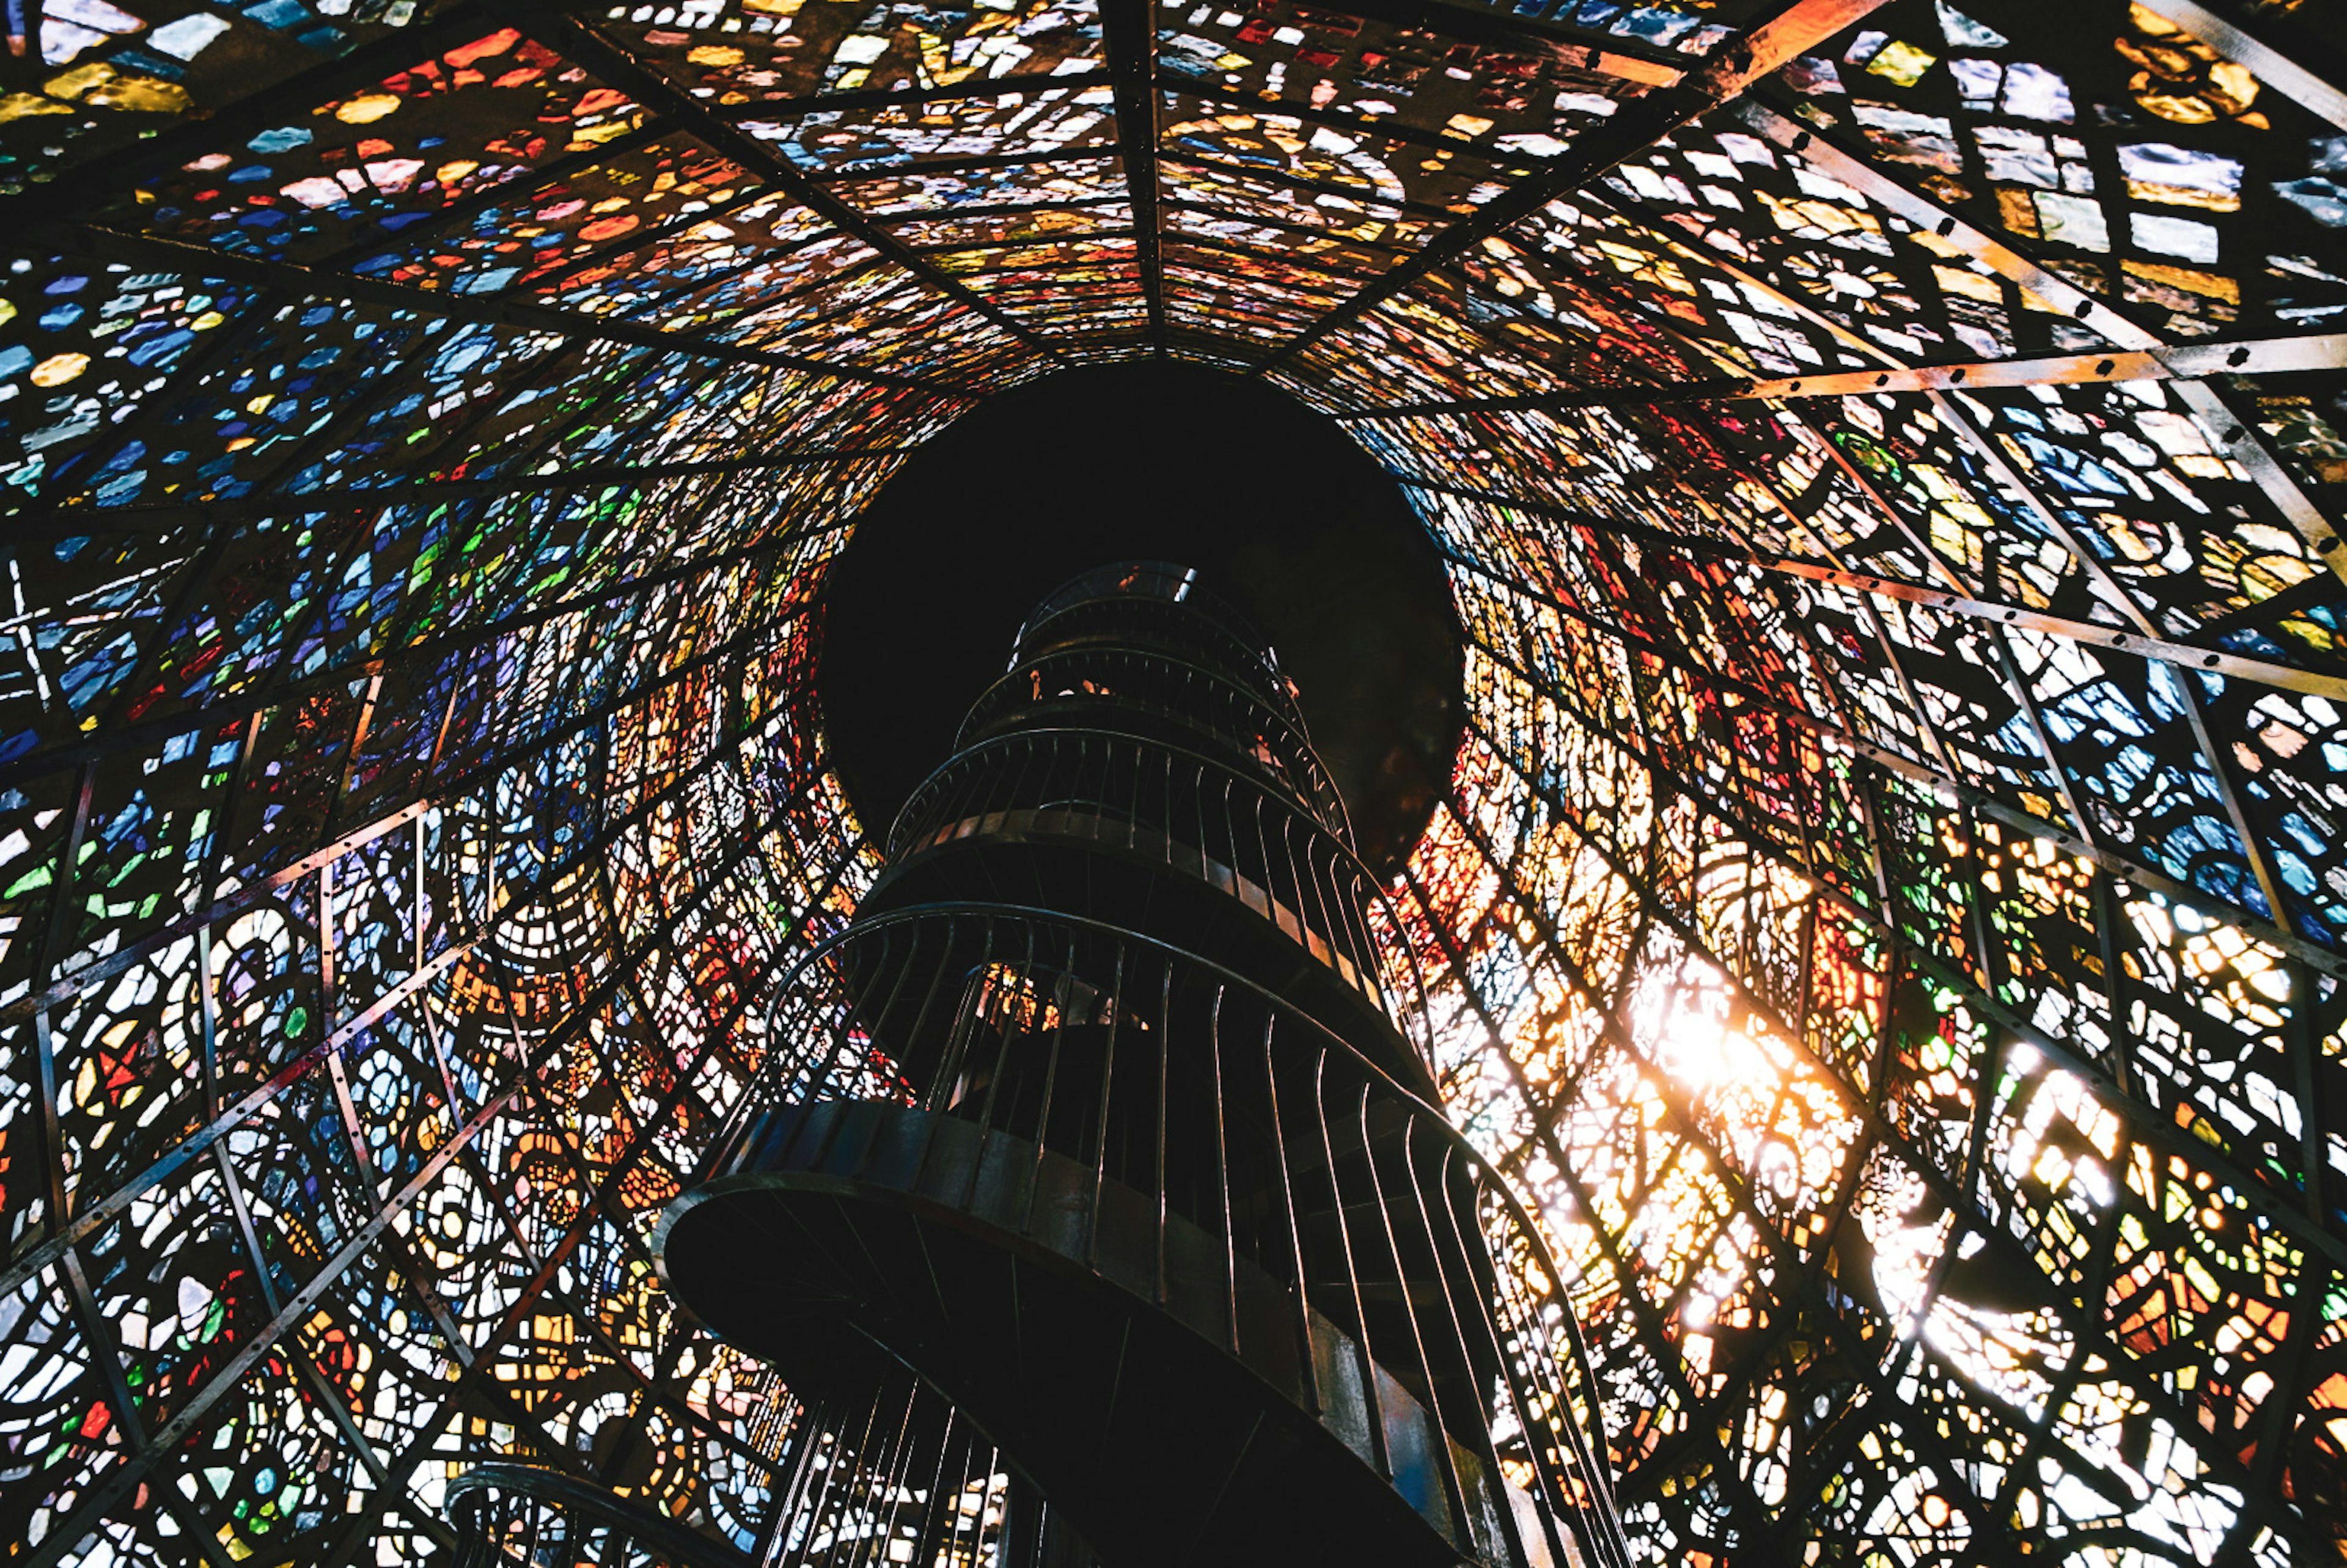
[960,640,1343,831]
[671,909,1628,1568]
[1008,562,1293,700]
[660,563,1628,1568]
[446,1465,754,1568]
[884,725,1422,1054]
[447,1378,1080,1568]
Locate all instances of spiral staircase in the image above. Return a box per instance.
[656,563,1627,1568]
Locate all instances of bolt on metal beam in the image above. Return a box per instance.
[1730,99,2347,585]
[1101,0,1168,349]
[1332,332,2347,416]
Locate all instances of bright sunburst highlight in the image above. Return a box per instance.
[1634,958,1782,1096]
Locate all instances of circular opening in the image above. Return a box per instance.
[819,362,1465,878]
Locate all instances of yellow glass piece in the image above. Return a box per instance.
[0,91,72,120]
[30,353,90,387]
[87,75,192,114]
[1865,40,1937,87]
[334,92,403,124]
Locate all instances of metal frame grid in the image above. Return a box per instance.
[1,0,2343,1560]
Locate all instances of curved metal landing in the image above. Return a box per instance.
[661,1100,1551,1568]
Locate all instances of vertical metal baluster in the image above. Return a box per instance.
[889,915,958,1113]
[1350,1074,1473,1537]
[1293,811,1331,969]
[960,921,1034,1221]
[1127,732,1145,860]
[1335,861,1372,1001]
[858,918,936,1101]
[1368,876,1439,1070]
[1021,929,1069,1233]
[983,1457,1014,1568]
[830,1387,894,1568]
[857,1379,926,1568]
[1431,1166,1562,1568]
[1406,1129,1541,1568]
[1310,1049,1391,1478]
[1207,983,1236,1354]
[1153,954,1174,1308]
[1480,1179,1625,1568]
[1164,741,1178,881]
[1214,769,1235,903]
[1003,730,1040,843]
[1279,807,1307,950]
[1089,730,1109,846]
[760,1392,826,1567]
[906,1396,961,1568]
[1260,1013,1321,1417]
[1085,944,1126,1271]
[1294,810,1342,976]
[968,925,1012,1134]
[1252,786,1279,936]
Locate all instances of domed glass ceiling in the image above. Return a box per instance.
[0,0,2342,1561]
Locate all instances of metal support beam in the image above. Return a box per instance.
[486,0,1061,362]
[1101,0,1167,348]
[1779,400,2117,851]
[1392,863,1790,1551]
[0,606,814,1301]
[12,9,495,227]
[1410,478,2347,700]
[2128,0,2347,129]
[717,67,1114,121]
[1915,381,2302,931]
[1426,808,2040,1568]
[21,1088,521,1568]
[1447,698,2318,1556]
[0,512,852,792]
[325,810,850,1563]
[1564,177,2347,920]
[13,447,922,540]
[1419,504,2347,984]
[0,576,812,1050]
[18,758,821,1568]
[37,222,957,390]
[1728,99,2347,584]
[1245,0,1896,380]
[1262,0,1689,87]
[1332,332,2347,416]
[1457,651,2347,1281]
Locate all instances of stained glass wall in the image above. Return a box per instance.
[1,0,2342,1562]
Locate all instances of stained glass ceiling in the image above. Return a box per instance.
[1,0,2345,1561]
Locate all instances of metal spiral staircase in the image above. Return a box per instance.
[447,1464,757,1568]
[653,563,1629,1568]
[446,1372,1066,1567]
